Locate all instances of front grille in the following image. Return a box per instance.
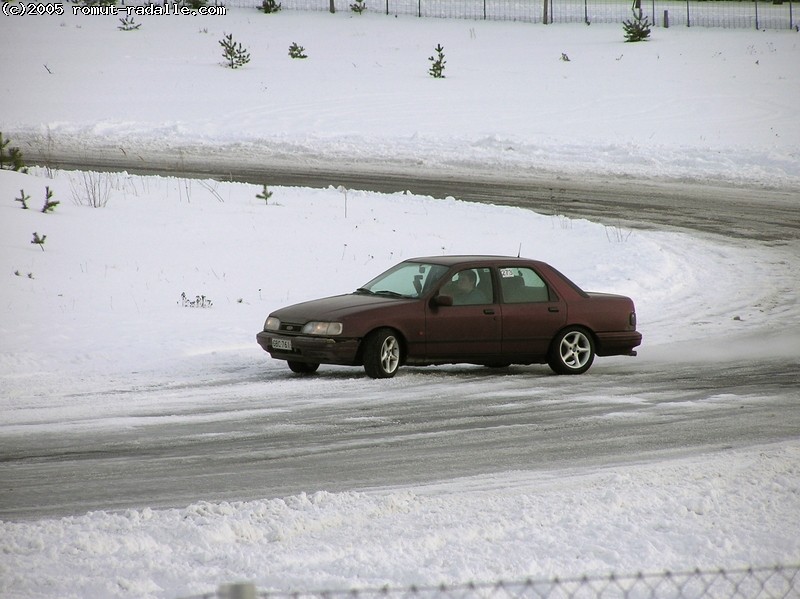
[279,322,304,334]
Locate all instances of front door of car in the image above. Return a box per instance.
[497,266,566,358]
[424,267,501,360]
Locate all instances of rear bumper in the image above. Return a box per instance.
[256,331,361,365]
[595,331,642,357]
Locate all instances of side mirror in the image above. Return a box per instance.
[433,294,453,307]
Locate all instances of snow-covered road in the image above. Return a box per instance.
[2,164,798,522]
[2,342,798,521]
[18,141,800,242]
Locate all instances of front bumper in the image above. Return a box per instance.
[256,331,361,365]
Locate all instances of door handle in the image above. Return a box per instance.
[484,309,495,315]
[548,306,560,313]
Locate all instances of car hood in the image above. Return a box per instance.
[271,293,412,322]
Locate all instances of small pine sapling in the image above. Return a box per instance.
[118,16,141,31]
[41,186,59,213]
[623,13,651,41]
[350,0,366,13]
[220,33,251,69]
[288,42,308,59]
[31,232,47,251]
[256,185,273,204]
[15,189,30,209]
[0,132,27,172]
[259,0,281,13]
[428,43,446,79]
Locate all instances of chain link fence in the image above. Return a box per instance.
[226,0,797,29]
[181,564,800,599]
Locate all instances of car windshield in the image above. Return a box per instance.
[357,262,449,298]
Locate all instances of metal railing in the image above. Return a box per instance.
[229,0,798,30]
[182,563,800,599]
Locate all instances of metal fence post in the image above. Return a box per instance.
[217,582,256,599]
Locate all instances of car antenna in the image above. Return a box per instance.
[517,243,522,258]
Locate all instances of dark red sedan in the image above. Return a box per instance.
[257,256,642,378]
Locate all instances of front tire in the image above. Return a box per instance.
[288,360,319,374]
[363,328,401,379]
[548,327,595,375]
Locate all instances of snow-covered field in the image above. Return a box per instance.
[2,9,799,186]
[0,8,798,599]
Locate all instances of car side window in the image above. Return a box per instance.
[499,267,551,303]
[440,268,494,305]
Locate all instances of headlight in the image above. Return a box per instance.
[265,317,281,331]
[301,321,343,336]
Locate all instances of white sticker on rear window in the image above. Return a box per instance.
[500,268,515,278]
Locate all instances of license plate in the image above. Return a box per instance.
[272,338,292,351]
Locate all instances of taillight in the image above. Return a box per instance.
[629,312,637,327]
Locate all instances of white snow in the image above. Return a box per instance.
[0,8,799,599]
[2,449,799,598]
[2,10,799,186]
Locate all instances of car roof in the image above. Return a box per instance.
[405,255,544,267]
[404,255,588,298]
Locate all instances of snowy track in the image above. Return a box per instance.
[1,162,798,522]
[1,353,798,521]
[17,139,800,243]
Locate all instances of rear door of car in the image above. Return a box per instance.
[424,266,502,360]
[497,265,566,358]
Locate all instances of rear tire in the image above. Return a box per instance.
[288,361,320,374]
[363,328,401,379]
[548,327,595,375]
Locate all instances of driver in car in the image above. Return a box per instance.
[445,270,490,305]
